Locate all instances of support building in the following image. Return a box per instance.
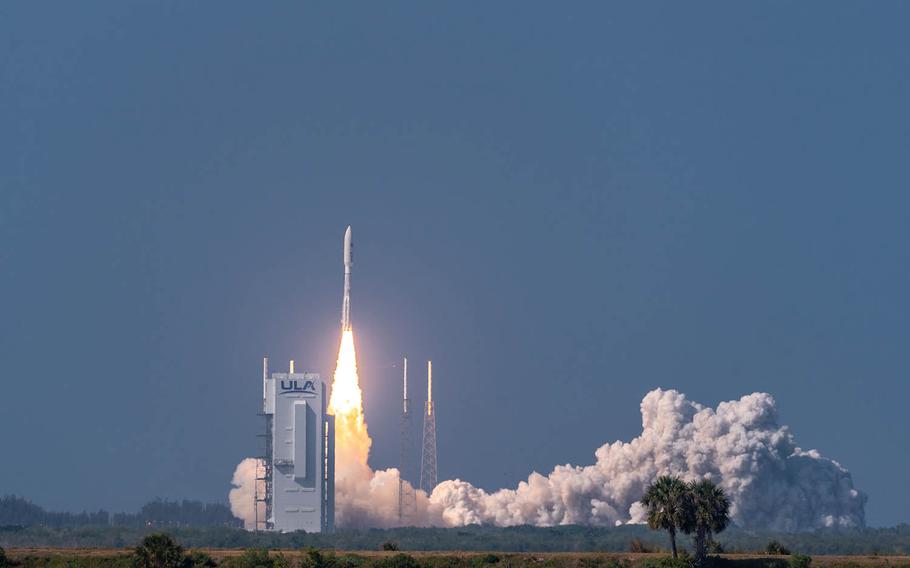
[259,358,335,532]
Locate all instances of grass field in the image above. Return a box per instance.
[4,549,910,568]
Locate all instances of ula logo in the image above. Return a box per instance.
[279,379,316,395]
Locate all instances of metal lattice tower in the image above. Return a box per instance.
[419,360,438,495]
[255,358,274,531]
[398,357,416,523]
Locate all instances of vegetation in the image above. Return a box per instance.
[640,556,695,568]
[134,533,187,568]
[688,480,730,566]
[374,554,419,568]
[222,548,290,568]
[767,542,791,556]
[0,496,240,529]
[186,552,217,568]
[3,524,910,555]
[0,544,7,568]
[706,540,724,554]
[641,476,693,558]
[640,477,731,566]
[1,542,910,568]
[0,496,111,528]
[298,548,330,568]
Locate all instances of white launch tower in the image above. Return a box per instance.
[259,357,335,533]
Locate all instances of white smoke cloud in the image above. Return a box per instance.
[333,466,443,528]
[228,457,441,529]
[429,388,866,531]
[229,457,263,530]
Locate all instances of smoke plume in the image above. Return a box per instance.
[228,457,263,530]
[429,388,866,531]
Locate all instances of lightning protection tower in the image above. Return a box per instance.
[419,360,438,495]
[398,357,416,523]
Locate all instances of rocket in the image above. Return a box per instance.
[341,225,353,331]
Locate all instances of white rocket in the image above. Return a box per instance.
[341,225,353,331]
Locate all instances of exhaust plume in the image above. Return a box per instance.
[228,457,263,530]
[430,388,866,530]
[325,325,865,530]
[327,328,442,527]
[233,369,865,531]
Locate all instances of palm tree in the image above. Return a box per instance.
[134,533,186,568]
[688,479,730,566]
[641,475,693,558]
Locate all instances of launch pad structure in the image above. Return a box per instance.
[400,358,440,518]
[255,357,335,533]
[420,361,438,495]
[398,357,416,522]
[255,358,274,531]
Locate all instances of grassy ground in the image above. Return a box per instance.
[4,549,910,568]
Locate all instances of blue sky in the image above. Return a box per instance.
[1,2,908,526]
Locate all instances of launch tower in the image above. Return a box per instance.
[419,361,438,495]
[398,357,416,522]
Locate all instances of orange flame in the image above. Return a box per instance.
[328,329,373,481]
[327,327,437,528]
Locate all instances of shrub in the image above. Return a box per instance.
[235,549,277,568]
[134,533,186,568]
[630,539,653,553]
[641,555,695,568]
[475,554,500,565]
[301,548,337,568]
[789,555,811,568]
[0,545,7,568]
[706,540,724,554]
[186,552,217,568]
[333,555,367,568]
[766,542,791,556]
[381,541,400,552]
[375,554,420,568]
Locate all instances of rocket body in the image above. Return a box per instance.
[341,226,353,331]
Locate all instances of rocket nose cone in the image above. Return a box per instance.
[344,226,352,266]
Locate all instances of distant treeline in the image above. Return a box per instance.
[0,496,241,529]
[2,524,910,555]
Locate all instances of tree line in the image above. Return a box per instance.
[4,524,910,555]
[0,496,241,528]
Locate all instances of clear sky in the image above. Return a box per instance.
[1,3,908,527]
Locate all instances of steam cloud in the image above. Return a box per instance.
[231,388,866,531]
[430,389,866,531]
[229,457,262,530]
